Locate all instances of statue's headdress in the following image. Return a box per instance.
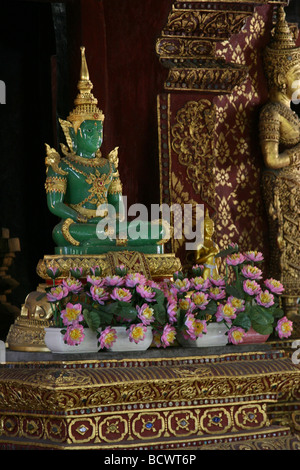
[264,6,300,88]
[66,46,104,134]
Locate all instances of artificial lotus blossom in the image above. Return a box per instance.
[90,285,110,304]
[136,284,156,302]
[226,253,246,266]
[136,303,155,325]
[275,316,293,339]
[99,326,117,349]
[264,278,285,295]
[110,287,132,303]
[209,275,226,287]
[172,277,191,293]
[70,266,84,279]
[216,303,237,324]
[228,296,245,312]
[167,301,178,324]
[190,276,211,291]
[46,285,69,302]
[241,264,263,280]
[63,322,85,346]
[129,323,147,344]
[125,272,147,287]
[104,275,124,287]
[178,297,194,312]
[184,314,207,340]
[87,275,105,287]
[244,250,264,262]
[60,302,83,326]
[191,291,210,310]
[256,290,274,308]
[227,326,246,345]
[160,324,177,348]
[243,279,261,296]
[208,286,226,301]
[62,277,82,293]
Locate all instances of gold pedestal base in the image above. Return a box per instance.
[6,251,182,352]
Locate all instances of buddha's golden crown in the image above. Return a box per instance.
[264,6,300,77]
[67,46,104,133]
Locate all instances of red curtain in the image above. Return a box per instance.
[67,0,172,209]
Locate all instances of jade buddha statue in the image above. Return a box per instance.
[45,47,168,255]
[259,7,300,317]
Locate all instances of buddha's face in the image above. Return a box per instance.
[76,120,103,157]
[204,220,214,238]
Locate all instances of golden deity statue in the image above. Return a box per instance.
[195,209,220,280]
[260,6,300,317]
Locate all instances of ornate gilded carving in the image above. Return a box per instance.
[0,351,299,449]
[171,99,216,200]
[156,1,253,92]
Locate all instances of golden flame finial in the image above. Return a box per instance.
[79,46,89,81]
[66,46,104,133]
[270,5,296,51]
[263,6,300,88]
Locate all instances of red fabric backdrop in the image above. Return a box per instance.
[66,0,172,210]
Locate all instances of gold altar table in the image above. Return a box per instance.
[0,345,300,450]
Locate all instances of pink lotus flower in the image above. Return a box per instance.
[87,275,105,287]
[111,287,132,302]
[161,324,176,348]
[256,290,274,308]
[244,251,264,262]
[226,253,246,266]
[184,314,207,340]
[152,329,163,348]
[104,275,124,286]
[62,277,83,293]
[208,286,226,301]
[179,297,194,312]
[47,266,61,279]
[243,279,261,296]
[167,301,178,324]
[70,267,84,279]
[136,284,156,302]
[184,312,196,331]
[264,278,285,295]
[228,296,245,312]
[216,303,237,324]
[46,285,69,302]
[129,323,147,344]
[172,278,191,293]
[90,285,110,304]
[125,272,147,287]
[275,317,293,339]
[99,326,117,349]
[241,264,263,280]
[228,327,246,344]
[191,291,210,310]
[209,275,226,287]
[192,264,204,273]
[191,276,211,291]
[63,323,85,346]
[136,303,155,325]
[60,302,83,326]
[90,265,102,276]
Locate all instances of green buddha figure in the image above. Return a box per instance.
[45,47,169,255]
